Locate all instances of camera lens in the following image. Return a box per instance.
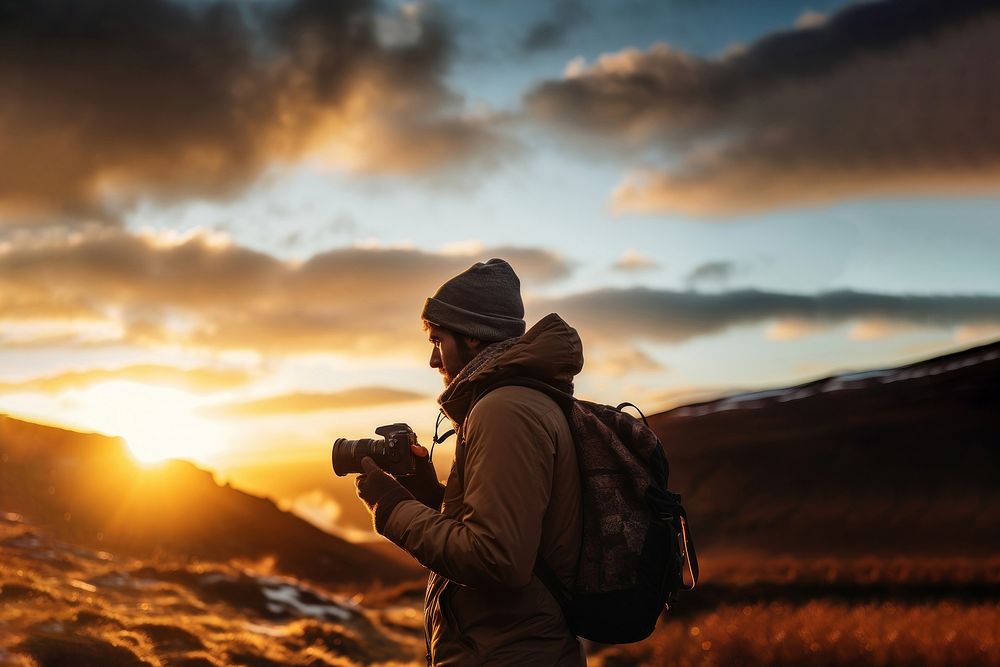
[331,437,384,476]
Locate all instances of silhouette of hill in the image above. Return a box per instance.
[648,339,1000,556]
[3,339,996,584]
[0,416,421,590]
[3,342,999,666]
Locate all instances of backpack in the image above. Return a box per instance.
[462,377,699,645]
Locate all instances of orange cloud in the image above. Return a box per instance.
[954,324,1000,344]
[0,364,253,395]
[612,249,659,272]
[848,319,918,341]
[0,0,509,219]
[766,319,832,341]
[287,489,343,537]
[205,387,426,417]
[0,228,570,354]
[586,346,665,377]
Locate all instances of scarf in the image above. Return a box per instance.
[436,335,521,427]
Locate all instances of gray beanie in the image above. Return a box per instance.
[421,258,526,342]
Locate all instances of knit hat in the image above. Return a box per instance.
[421,258,526,342]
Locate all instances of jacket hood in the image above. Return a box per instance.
[438,313,584,425]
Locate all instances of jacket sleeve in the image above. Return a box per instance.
[381,389,558,589]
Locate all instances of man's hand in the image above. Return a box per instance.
[356,457,414,534]
[396,444,446,511]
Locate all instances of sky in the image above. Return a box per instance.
[1,0,999,532]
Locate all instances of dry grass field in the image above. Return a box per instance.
[591,600,999,667]
[7,515,994,667]
[588,554,1000,667]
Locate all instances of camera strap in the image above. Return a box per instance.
[431,409,455,463]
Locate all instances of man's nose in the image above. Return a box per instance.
[429,348,441,369]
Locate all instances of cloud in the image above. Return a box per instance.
[441,243,573,283]
[684,260,738,288]
[847,318,920,341]
[794,10,828,29]
[0,365,253,395]
[526,0,1000,214]
[535,287,1000,343]
[288,489,342,536]
[7,227,996,356]
[0,0,508,219]
[612,249,659,272]
[765,318,833,341]
[625,383,733,413]
[520,0,590,53]
[953,324,1000,345]
[205,387,426,417]
[585,346,665,376]
[0,227,571,354]
[498,246,574,282]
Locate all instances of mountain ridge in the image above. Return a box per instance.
[661,338,1000,419]
[648,337,1000,556]
[0,415,421,590]
[3,337,997,580]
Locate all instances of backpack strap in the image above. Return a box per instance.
[677,506,700,590]
[616,401,649,426]
[533,553,572,613]
[471,376,575,414]
[456,376,573,493]
[464,376,578,607]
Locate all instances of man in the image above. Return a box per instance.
[354,258,586,666]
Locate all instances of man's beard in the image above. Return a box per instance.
[442,337,481,386]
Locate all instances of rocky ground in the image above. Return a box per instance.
[0,512,426,667]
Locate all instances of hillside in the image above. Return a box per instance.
[649,339,1000,555]
[0,417,421,590]
[2,341,999,666]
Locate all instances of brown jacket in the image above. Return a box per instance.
[383,314,586,666]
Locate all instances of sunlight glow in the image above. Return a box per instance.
[0,318,125,345]
[73,381,232,465]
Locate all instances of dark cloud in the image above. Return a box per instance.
[685,260,738,287]
[489,246,575,282]
[520,0,590,53]
[204,387,426,417]
[0,365,253,395]
[0,228,571,353]
[6,228,995,355]
[535,287,1000,343]
[525,0,1000,214]
[0,0,508,219]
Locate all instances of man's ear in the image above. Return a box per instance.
[464,336,484,351]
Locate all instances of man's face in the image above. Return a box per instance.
[426,323,480,386]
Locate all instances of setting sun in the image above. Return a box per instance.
[72,381,231,465]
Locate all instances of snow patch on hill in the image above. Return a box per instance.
[671,344,1000,418]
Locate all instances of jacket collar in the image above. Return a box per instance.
[436,313,583,426]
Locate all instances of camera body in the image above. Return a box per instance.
[331,422,417,477]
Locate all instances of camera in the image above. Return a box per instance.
[331,423,417,477]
